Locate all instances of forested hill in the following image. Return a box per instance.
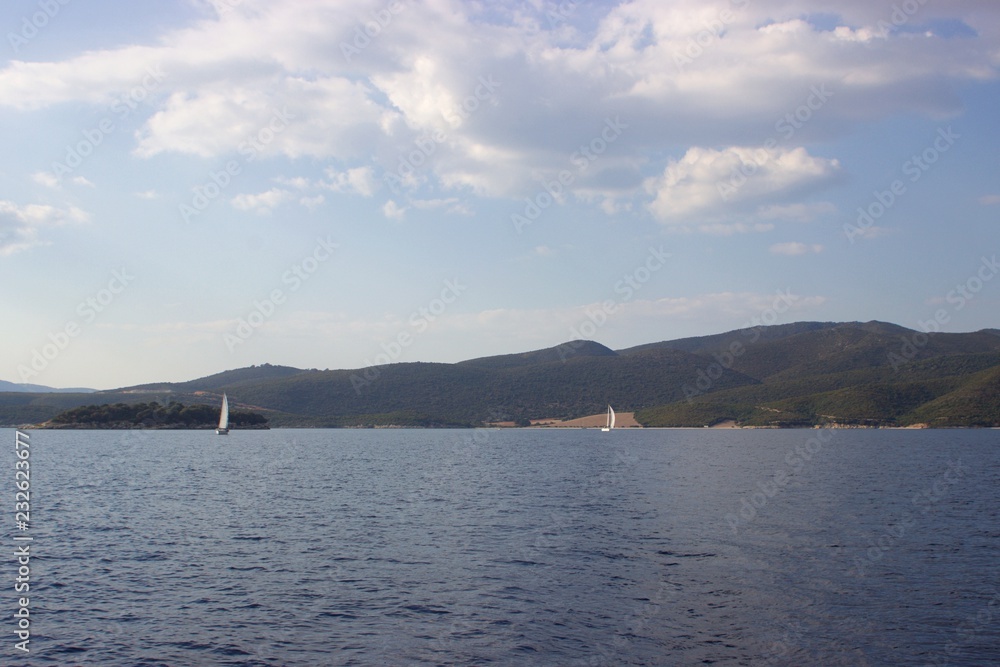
[3,321,999,428]
[43,401,269,429]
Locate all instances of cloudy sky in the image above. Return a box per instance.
[1,0,998,389]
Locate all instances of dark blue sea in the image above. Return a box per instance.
[3,427,998,666]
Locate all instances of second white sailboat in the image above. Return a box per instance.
[601,405,615,432]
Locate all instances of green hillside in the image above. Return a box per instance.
[636,323,1000,428]
[46,401,268,429]
[903,366,1000,427]
[4,322,999,428]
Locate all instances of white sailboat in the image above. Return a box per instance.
[216,393,230,435]
[601,405,615,432]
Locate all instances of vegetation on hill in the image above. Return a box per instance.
[4,322,999,428]
[458,340,618,369]
[47,401,269,429]
[119,363,306,392]
[636,323,1000,427]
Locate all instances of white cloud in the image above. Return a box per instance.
[230,188,292,214]
[264,289,827,358]
[382,200,406,220]
[979,194,1000,206]
[645,146,840,225]
[847,225,894,242]
[107,318,234,348]
[31,172,60,188]
[770,242,824,256]
[323,166,377,197]
[0,0,994,211]
[276,176,311,190]
[135,189,160,199]
[299,195,325,210]
[757,202,836,222]
[32,172,94,190]
[0,200,89,256]
[696,222,775,236]
[411,198,472,215]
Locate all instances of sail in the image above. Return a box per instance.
[608,405,616,430]
[218,394,229,430]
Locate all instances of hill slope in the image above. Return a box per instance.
[636,323,1000,427]
[4,321,999,428]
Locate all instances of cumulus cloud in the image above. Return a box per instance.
[644,146,840,225]
[756,202,836,222]
[31,172,60,188]
[382,200,406,220]
[230,188,292,214]
[299,194,325,211]
[0,201,89,255]
[0,0,995,209]
[323,166,377,197]
[411,198,472,215]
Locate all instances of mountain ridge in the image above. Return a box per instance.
[0,380,96,394]
[4,321,999,428]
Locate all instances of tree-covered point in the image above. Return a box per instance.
[48,401,268,429]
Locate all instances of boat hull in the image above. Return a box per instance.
[216,428,229,435]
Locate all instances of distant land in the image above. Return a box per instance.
[39,401,269,430]
[0,380,96,394]
[3,321,999,429]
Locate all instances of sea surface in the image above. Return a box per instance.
[2,427,998,666]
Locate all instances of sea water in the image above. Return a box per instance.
[3,428,998,665]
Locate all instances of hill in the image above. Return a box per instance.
[458,340,618,369]
[43,400,269,429]
[4,321,999,428]
[0,380,96,393]
[635,322,1000,427]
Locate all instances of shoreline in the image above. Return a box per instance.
[8,424,996,431]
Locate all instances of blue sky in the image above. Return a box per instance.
[1,0,998,389]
